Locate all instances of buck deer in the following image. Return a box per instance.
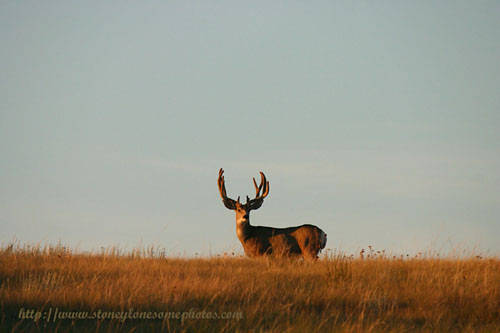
[217,168,327,259]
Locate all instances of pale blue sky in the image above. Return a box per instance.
[1,1,499,256]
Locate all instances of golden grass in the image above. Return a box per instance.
[1,244,499,332]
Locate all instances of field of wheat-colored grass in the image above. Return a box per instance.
[1,244,499,332]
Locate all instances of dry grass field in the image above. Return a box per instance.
[1,244,499,332]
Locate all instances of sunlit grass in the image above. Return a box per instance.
[1,243,499,332]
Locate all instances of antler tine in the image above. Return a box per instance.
[218,169,227,197]
[253,177,262,197]
[254,172,269,199]
[217,168,237,210]
[260,171,270,199]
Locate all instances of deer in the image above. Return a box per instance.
[217,168,327,259]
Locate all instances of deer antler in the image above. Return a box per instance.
[218,168,237,210]
[247,171,270,210]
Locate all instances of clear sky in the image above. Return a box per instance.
[1,1,499,256]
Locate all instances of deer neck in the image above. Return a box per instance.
[235,217,253,242]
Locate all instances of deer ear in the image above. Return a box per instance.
[222,199,236,210]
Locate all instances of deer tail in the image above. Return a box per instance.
[318,228,327,252]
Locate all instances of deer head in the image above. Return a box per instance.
[217,168,270,224]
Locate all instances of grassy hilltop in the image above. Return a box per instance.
[1,244,499,332]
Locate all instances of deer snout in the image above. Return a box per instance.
[236,212,249,225]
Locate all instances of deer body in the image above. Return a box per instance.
[218,169,327,259]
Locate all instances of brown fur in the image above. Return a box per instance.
[237,222,326,259]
